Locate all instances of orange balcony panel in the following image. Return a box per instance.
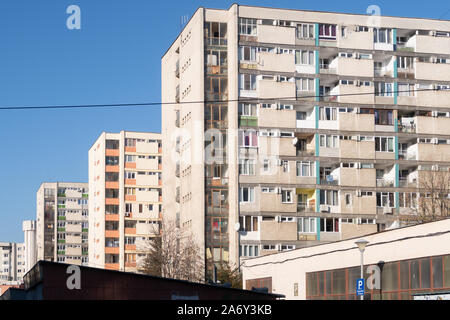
[125,162,136,169]
[105,230,119,238]
[159,196,162,202]
[105,247,120,254]
[105,263,120,271]
[106,165,120,172]
[158,147,162,154]
[105,214,120,221]
[125,228,136,235]
[158,164,162,170]
[105,198,120,205]
[125,244,136,251]
[125,195,136,201]
[125,179,136,185]
[125,147,136,152]
[105,181,119,189]
[158,180,162,186]
[106,149,120,156]
[125,262,137,268]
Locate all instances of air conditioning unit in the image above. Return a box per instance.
[355,80,361,87]
[275,216,281,222]
[276,159,282,166]
[125,212,131,217]
[383,207,393,215]
[354,52,361,59]
[257,19,263,25]
[276,188,282,194]
[356,190,362,197]
[273,20,280,26]
[320,205,330,213]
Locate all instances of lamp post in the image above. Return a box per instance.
[355,239,369,300]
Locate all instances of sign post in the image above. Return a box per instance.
[356,278,365,298]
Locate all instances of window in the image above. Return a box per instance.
[374,82,393,96]
[281,160,289,173]
[319,107,337,121]
[125,155,136,163]
[239,18,257,36]
[398,56,413,69]
[239,46,256,61]
[357,26,369,32]
[295,50,314,65]
[340,79,354,86]
[105,156,119,165]
[297,23,314,39]
[238,130,258,147]
[239,159,256,175]
[320,190,339,206]
[238,103,257,116]
[398,83,415,97]
[298,217,316,233]
[375,137,394,152]
[239,187,255,203]
[125,172,136,179]
[376,192,395,207]
[125,138,136,147]
[320,218,340,232]
[239,74,257,91]
[296,78,315,91]
[339,52,353,58]
[280,244,296,251]
[240,245,259,257]
[239,216,259,232]
[280,216,295,222]
[319,135,339,148]
[296,161,315,177]
[319,24,336,39]
[262,159,270,172]
[281,189,293,203]
[374,109,393,125]
[373,28,391,43]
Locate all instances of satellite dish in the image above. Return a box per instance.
[235,223,240,231]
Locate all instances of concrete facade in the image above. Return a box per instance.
[162,4,450,280]
[36,182,89,266]
[88,131,162,272]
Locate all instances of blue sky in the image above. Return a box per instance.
[0,0,449,242]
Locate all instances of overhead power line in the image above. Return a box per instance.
[0,87,446,111]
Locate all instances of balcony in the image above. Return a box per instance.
[239,116,258,127]
[376,179,394,187]
[258,51,295,73]
[398,178,417,188]
[415,61,450,82]
[297,204,316,213]
[256,24,296,45]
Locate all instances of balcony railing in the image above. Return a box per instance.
[297,204,316,213]
[398,178,417,188]
[398,123,416,133]
[376,179,394,187]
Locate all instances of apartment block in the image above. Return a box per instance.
[0,242,25,284]
[162,4,450,279]
[88,131,162,272]
[22,220,37,273]
[36,182,89,266]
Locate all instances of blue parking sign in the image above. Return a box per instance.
[356,278,365,296]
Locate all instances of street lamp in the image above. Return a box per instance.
[355,239,369,300]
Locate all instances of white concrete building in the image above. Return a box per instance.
[242,218,450,300]
[88,131,162,272]
[36,182,89,266]
[0,242,25,284]
[162,4,450,281]
[22,220,37,273]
